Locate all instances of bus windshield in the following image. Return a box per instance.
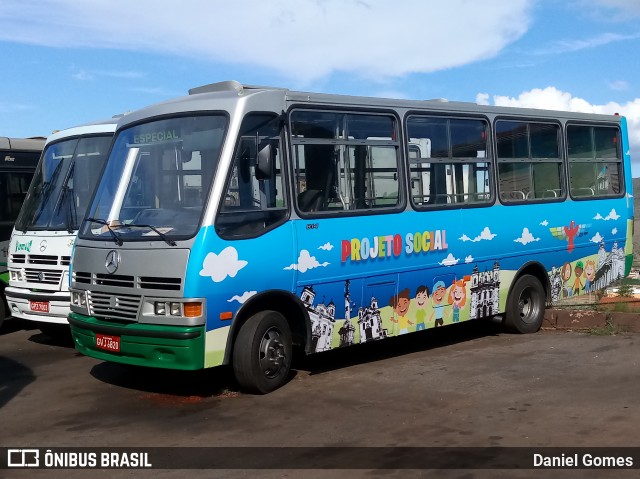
[15,135,112,232]
[80,115,227,243]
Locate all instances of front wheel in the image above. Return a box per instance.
[232,311,292,394]
[504,274,545,334]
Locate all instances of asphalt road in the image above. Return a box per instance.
[1,317,639,479]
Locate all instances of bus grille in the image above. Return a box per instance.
[28,254,58,265]
[73,271,182,292]
[88,291,141,321]
[24,268,62,285]
[11,254,70,266]
[95,273,135,289]
[11,254,26,264]
[139,276,182,291]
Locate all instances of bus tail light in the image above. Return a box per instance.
[184,302,203,318]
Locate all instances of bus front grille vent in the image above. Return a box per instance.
[28,254,59,265]
[11,254,26,264]
[88,291,141,321]
[139,276,182,291]
[24,268,62,285]
[61,256,71,266]
[95,273,135,289]
[73,272,91,284]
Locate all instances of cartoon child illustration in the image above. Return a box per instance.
[448,278,467,323]
[573,261,584,296]
[389,288,413,335]
[584,260,596,293]
[414,285,430,331]
[561,262,572,298]
[429,280,449,327]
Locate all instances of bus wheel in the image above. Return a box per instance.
[232,311,292,394]
[504,274,545,334]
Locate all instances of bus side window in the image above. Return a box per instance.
[215,114,288,239]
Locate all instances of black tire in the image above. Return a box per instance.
[504,274,545,334]
[232,311,292,394]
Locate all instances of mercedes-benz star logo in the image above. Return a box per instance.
[39,240,47,252]
[38,272,45,282]
[105,250,120,274]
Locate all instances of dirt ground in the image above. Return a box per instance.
[1,317,639,479]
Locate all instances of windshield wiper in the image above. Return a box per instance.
[84,217,124,246]
[55,185,74,233]
[124,223,177,246]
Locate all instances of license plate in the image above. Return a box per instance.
[96,334,121,352]
[29,300,50,313]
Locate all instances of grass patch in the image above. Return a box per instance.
[587,319,629,336]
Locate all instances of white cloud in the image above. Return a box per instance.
[590,232,604,243]
[228,291,257,304]
[439,253,460,266]
[0,1,532,82]
[594,213,604,220]
[535,33,640,55]
[460,227,496,242]
[318,242,334,251]
[609,80,629,92]
[465,255,474,263]
[200,247,248,282]
[605,209,620,220]
[284,249,329,273]
[514,228,540,245]
[540,220,549,226]
[612,227,618,235]
[480,86,640,176]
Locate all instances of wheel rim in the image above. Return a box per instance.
[259,326,286,378]
[518,285,542,324]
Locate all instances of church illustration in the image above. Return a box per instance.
[469,261,501,320]
[300,285,336,353]
[593,241,625,291]
[357,295,388,343]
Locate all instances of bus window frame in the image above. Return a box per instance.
[215,111,292,240]
[494,117,567,206]
[565,121,625,202]
[405,111,496,211]
[288,105,406,219]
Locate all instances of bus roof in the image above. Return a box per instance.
[0,137,46,151]
[45,116,121,146]
[117,80,621,130]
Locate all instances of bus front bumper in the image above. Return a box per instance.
[68,312,205,370]
[5,287,71,324]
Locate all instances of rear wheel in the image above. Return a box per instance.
[232,311,292,394]
[504,274,545,334]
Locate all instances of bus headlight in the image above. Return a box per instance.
[154,302,166,315]
[71,291,87,306]
[170,302,182,316]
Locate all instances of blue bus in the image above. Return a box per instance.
[68,81,633,393]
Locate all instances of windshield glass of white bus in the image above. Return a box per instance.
[15,135,112,232]
[80,115,227,243]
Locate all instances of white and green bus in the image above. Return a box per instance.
[0,136,44,328]
[5,120,116,332]
[68,81,633,393]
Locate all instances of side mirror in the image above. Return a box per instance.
[256,140,275,180]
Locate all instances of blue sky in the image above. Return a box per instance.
[1,0,640,174]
